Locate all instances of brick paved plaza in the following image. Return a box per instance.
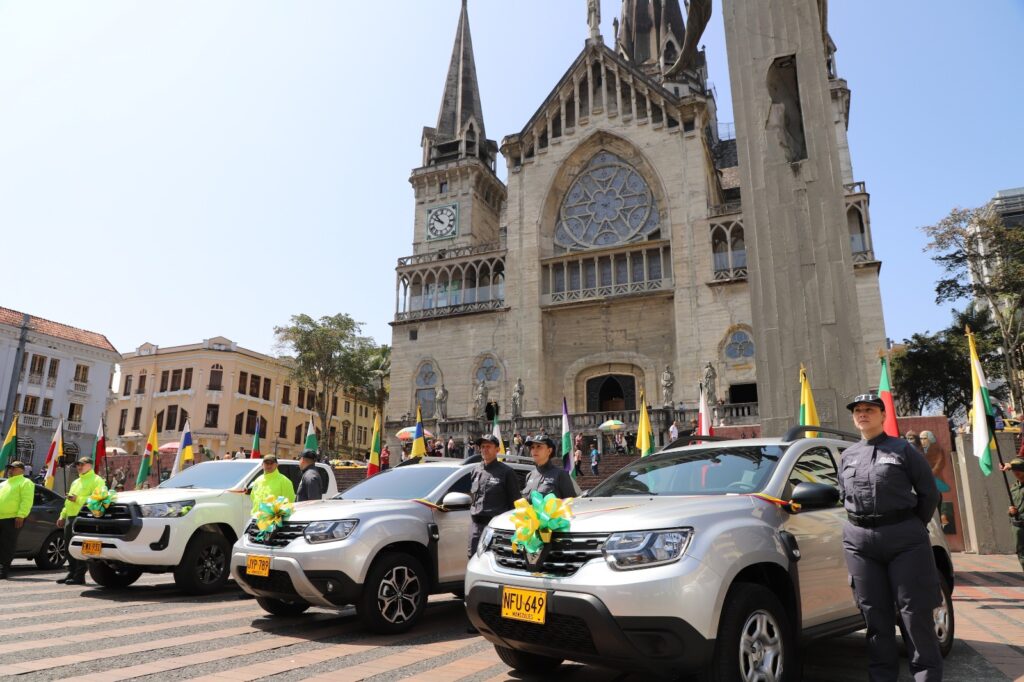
[0,553,1019,681]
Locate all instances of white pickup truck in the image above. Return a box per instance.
[69,459,338,594]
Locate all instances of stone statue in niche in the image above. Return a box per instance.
[474,379,488,419]
[511,378,525,419]
[661,365,675,407]
[702,362,718,408]
[435,384,449,420]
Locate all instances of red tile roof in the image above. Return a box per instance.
[0,306,118,354]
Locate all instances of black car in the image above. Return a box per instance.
[0,478,67,569]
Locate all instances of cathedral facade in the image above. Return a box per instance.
[387,0,885,442]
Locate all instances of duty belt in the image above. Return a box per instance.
[846,508,917,528]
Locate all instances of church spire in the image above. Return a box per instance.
[616,0,685,70]
[425,0,494,167]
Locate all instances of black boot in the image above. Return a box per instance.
[56,575,72,584]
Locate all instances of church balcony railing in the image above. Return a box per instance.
[709,200,742,217]
[395,248,507,323]
[711,266,748,283]
[540,241,673,307]
[395,299,505,323]
[843,181,866,195]
[396,242,503,268]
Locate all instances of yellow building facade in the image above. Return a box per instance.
[107,336,373,460]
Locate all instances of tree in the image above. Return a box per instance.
[891,305,1006,420]
[274,314,376,456]
[922,205,1024,410]
[367,345,391,423]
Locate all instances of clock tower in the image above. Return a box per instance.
[411,0,505,254]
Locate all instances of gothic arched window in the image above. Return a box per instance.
[415,362,438,418]
[475,357,501,383]
[723,330,756,361]
[554,151,661,252]
[847,207,867,255]
[710,219,747,279]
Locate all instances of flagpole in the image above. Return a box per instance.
[155,451,162,486]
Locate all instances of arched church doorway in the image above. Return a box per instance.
[585,374,637,412]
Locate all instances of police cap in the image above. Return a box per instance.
[845,393,886,412]
[526,435,556,449]
[475,434,500,446]
[299,450,317,461]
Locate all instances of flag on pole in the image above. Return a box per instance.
[561,398,574,478]
[697,385,715,438]
[250,419,262,459]
[491,412,506,457]
[304,420,318,452]
[43,419,64,490]
[171,420,194,475]
[93,420,106,472]
[0,418,16,470]
[366,412,382,477]
[877,356,900,437]
[136,418,158,487]
[798,365,820,438]
[967,326,997,476]
[637,392,654,457]
[410,405,427,458]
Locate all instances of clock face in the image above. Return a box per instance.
[426,204,459,240]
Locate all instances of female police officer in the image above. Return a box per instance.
[840,393,941,682]
[522,435,578,499]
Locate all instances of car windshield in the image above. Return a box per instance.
[157,461,257,489]
[589,445,787,497]
[336,466,456,500]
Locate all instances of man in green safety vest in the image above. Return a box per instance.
[250,455,295,516]
[56,457,104,585]
[0,461,35,579]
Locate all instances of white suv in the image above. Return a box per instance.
[69,459,337,593]
[465,432,955,679]
[231,458,533,633]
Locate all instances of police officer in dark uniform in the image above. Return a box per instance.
[839,393,942,682]
[295,450,322,502]
[467,435,520,558]
[522,435,578,499]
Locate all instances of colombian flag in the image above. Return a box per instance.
[636,391,654,457]
[410,405,427,459]
[44,419,64,490]
[366,412,381,477]
[798,365,820,438]
[0,418,16,470]
[136,418,158,487]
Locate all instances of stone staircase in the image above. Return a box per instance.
[573,452,639,492]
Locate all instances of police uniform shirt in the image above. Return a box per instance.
[296,466,323,502]
[522,461,578,500]
[469,460,520,521]
[839,434,940,524]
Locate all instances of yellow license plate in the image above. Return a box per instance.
[246,555,271,577]
[81,540,102,557]
[501,586,547,625]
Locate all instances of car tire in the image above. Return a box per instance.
[897,573,955,658]
[88,561,143,588]
[356,552,428,634]
[34,531,68,570]
[256,597,311,617]
[708,583,795,682]
[173,531,232,595]
[493,645,563,674]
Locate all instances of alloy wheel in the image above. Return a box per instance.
[47,535,67,565]
[738,609,784,682]
[934,590,950,643]
[376,565,422,624]
[197,545,226,584]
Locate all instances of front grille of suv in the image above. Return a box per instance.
[478,603,597,654]
[490,530,609,577]
[246,520,310,547]
[74,503,135,537]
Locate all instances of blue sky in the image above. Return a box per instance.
[1,1,1021,360]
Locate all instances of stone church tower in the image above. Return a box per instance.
[387,0,885,443]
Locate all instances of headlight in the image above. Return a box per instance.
[139,500,195,518]
[602,529,692,570]
[303,519,359,544]
[476,526,495,557]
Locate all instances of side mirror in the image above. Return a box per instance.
[440,492,472,511]
[790,482,839,511]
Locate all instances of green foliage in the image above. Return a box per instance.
[367,345,391,420]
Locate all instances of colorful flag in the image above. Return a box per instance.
[304,419,318,452]
[93,420,106,473]
[171,419,194,475]
[410,405,427,458]
[0,418,16,470]
[561,398,574,478]
[491,412,506,457]
[44,419,64,490]
[366,412,381,478]
[877,356,900,437]
[697,385,715,439]
[250,419,262,459]
[636,392,654,457]
[798,365,820,438]
[136,418,158,487]
[967,327,996,476]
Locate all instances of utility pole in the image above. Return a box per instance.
[2,314,30,436]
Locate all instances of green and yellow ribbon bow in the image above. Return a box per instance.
[86,486,116,518]
[510,491,573,554]
[254,495,294,541]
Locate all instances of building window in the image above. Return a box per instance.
[344,400,350,414]
[48,359,60,379]
[68,402,84,422]
[262,377,271,401]
[22,395,39,414]
[279,416,288,439]
[249,374,260,398]
[332,396,338,416]
[118,409,128,436]
[29,355,46,375]
[306,390,316,410]
[209,364,223,391]
[132,407,142,431]
[183,368,193,390]
[234,412,244,435]
[415,361,438,418]
[724,330,756,361]
[341,424,348,446]
[245,410,258,435]
[159,370,169,392]
[475,356,501,383]
[166,405,178,432]
[282,385,291,405]
[123,375,133,396]
[238,371,248,394]
[156,410,165,432]
[74,364,90,383]
[297,388,306,409]
[205,404,219,429]
[170,369,182,392]
[41,398,52,417]
[710,220,746,279]
[294,424,303,445]
[330,426,337,449]
[180,409,188,428]
[137,371,147,394]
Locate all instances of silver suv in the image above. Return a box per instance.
[465,431,955,680]
[231,458,534,633]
